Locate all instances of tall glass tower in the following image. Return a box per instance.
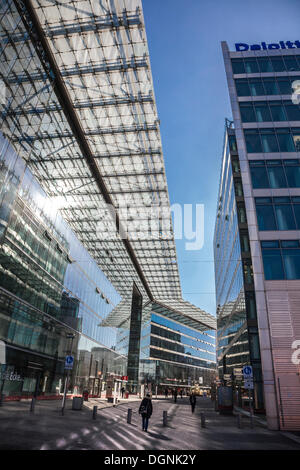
[215,41,300,431]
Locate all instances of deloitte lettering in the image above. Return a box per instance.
[235,41,300,52]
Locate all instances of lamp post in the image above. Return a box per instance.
[61,333,75,415]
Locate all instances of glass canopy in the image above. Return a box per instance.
[0,0,216,330]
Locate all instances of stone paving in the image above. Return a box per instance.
[0,397,299,450]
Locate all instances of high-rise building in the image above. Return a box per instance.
[0,0,216,400]
[215,40,300,430]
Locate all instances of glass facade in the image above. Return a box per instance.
[255,197,300,231]
[250,159,300,189]
[138,310,216,394]
[232,56,300,74]
[0,131,127,399]
[0,0,216,402]
[244,128,300,153]
[223,42,300,430]
[235,76,300,97]
[261,240,300,280]
[240,101,300,123]
[214,124,264,411]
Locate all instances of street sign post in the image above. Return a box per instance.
[64,355,74,370]
[243,365,254,416]
[243,365,253,378]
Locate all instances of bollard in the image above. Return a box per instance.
[127,408,132,424]
[92,405,97,420]
[163,410,167,427]
[237,413,242,429]
[200,412,206,428]
[30,397,36,413]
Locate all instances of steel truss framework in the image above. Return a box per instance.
[0,0,216,330]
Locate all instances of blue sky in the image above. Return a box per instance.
[142,0,300,316]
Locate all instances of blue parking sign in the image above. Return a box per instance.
[243,365,253,377]
[65,355,74,370]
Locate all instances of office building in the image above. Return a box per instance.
[215,40,300,430]
[0,0,216,399]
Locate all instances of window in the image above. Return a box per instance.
[254,102,272,122]
[245,130,262,153]
[277,78,291,95]
[228,135,237,152]
[261,130,279,153]
[266,161,287,188]
[231,59,245,74]
[284,161,300,187]
[270,57,285,72]
[269,102,286,121]
[245,128,299,154]
[256,197,300,231]
[250,165,269,188]
[285,104,300,121]
[274,201,296,230]
[255,200,276,230]
[245,59,259,73]
[235,77,300,97]
[283,56,298,71]
[292,129,300,151]
[282,249,300,279]
[249,80,265,96]
[277,130,295,152]
[262,248,284,280]
[235,80,250,96]
[240,104,256,122]
[257,57,273,73]
[264,79,280,95]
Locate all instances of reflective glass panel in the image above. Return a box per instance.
[274,204,296,230]
[262,249,284,280]
[282,249,300,279]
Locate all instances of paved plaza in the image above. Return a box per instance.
[0,397,299,450]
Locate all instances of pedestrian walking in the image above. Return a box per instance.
[165,388,168,398]
[180,389,183,399]
[139,393,153,432]
[121,387,125,398]
[190,392,196,413]
[174,388,178,403]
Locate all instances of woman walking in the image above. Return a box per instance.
[138,393,153,432]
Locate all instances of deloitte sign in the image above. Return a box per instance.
[235,40,300,52]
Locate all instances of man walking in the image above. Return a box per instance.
[174,388,178,403]
[139,393,153,432]
[190,392,196,413]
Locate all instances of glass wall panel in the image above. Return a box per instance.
[267,165,287,188]
[274,204,296,230]
[262,249,284,280]
[261,132,279,153]
[250,166,269,188]
[256,204,277,230]
[282,249,300,279]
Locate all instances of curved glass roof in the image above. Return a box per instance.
[0,0,216,330]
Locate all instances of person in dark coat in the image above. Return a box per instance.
[138,393,153,432]
[174,388,178,403]
[190,392,196,413]
[165,388,168,398]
